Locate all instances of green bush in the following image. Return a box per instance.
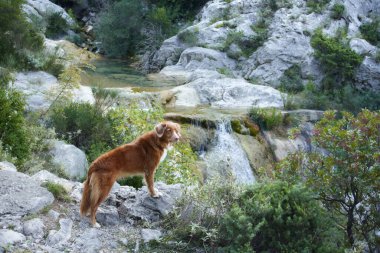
[311,30,364,90]
[277,110,380,250]
[42,181,71,202]
[249,107,283,130]
[306,0,329,13]
[278,64,304,93]
[177,29,199,46]
[95,0,145,57]
[0,88,31,165]
[219,181,345,252]
[359,19,380,46]
[46,12,70,39]
[49,102,113,156]
[0,0,44,70]
[331,4,345,20]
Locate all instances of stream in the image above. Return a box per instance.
[81,58,256,184]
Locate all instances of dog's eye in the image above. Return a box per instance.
[167,129,171,132]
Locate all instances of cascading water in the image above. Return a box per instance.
[203,120,255,184]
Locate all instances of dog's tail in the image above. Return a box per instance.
[80,171,92,217]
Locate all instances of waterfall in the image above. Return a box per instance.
[204,120,255,184]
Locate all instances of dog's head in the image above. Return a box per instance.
[155,121,181,144]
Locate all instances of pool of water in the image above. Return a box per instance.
[81,58,176,89]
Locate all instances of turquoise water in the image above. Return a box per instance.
[81,58,175,90]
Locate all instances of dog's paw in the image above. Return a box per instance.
[151,191,162,198]
[93,222,101,228]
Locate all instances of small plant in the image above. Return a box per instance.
[306,0,329,13]
[330,4,345,19]
[216,67,233,77]
[46,12,70,39]
[278,64,304,93]
[117,176,143,189]
[177,28,199,46]
[359,19,380,46]
[249,107,283,130]
[42,181,71,202]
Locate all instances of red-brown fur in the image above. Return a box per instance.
[80,121,181,226]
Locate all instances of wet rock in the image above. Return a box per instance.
[0,171,54,217]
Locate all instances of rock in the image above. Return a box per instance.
[46,218,73,246]
[0,229,26,247]
[23,218,45,239]
[73,228,102,253]
[118,182,182,222]
[0,171,54,217]
[177,47,236,71]
[47,210,60,221]
[96,206,119,226]
[355,57,380,91]
[23,0,75,27]
[32,170,76,192]
[48,140,88,180]
[235,134,274,172]
[282,109,324,123]
[141,229,162,243]
[170,77,284,109]
[0,216,23,233]
[13,71,95,111]
[349,38,377,56]
[0,161,17,172]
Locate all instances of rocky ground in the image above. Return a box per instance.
[0,168,182,253]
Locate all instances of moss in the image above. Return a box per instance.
[243,118,260,136]
[231,119,243,134]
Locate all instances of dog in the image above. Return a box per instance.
[80,121,181,227]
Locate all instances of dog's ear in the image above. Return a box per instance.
[155,123,167,137]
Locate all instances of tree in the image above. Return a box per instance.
[277,110,380,251]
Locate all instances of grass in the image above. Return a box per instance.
[42,181,71,202]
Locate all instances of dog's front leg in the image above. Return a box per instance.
[145,171,161,198]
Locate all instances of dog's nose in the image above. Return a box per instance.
[174,137,179,141]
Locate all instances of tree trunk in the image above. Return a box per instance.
[347,207,355,246]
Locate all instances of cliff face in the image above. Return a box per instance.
[146,0,380,91]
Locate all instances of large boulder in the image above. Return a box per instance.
[48,140,88,180]
[355,57,380,91]
[0,171,54,217]
[169,77,284,109]
[13,71,95,112]
[32,170,76,192]
[0,161,17,172]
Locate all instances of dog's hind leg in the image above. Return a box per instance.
[89,172,115,227]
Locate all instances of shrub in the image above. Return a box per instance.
[49,102,113,156]
[177,29,199,46]
[95,0,145,57]
[278,64,304,93]
[249,107,283,130]
[277,110,380,250]
[359,19,380,46]
[311,30,364,90]
[306,0,329,13]
[331,4,345,19]
[46,12,70,39]
[0,0,44,70]
[219,181,345,252]
[0,88,31,165]
[42,181,71,202]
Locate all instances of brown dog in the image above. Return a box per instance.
[80,121,181,227]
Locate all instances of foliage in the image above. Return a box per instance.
[95,0,145,57]
[278,64,304,93]
[0,68,14,88]
[163,176,242,248]
[276,110,380,250]
[147,0,209,21]
[306,0,330,13]
[117,176,144,189]
[220,181,345,252]
[177,29,199,46]
[0,0,44,70]
[311,30,364,90]
[42,181,71,202]
[331,4,345,20]
[249,107,283,130]
[0,87,31,165]
[49,102,113,156]
[45,12,70,39]
[359,19,380,46]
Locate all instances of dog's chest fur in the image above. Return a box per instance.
[160,149,168,162]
